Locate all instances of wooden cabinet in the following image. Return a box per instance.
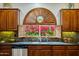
[6,10,18,30]
[61,9,79,31]
[0,8,19,31]
[28,50,40,56]
[28,46,51,56]
[39,50,51,56]
[66,50,79,56]
[51,50,66,56]
[70,10,77,31]
[66,46,79,56]
[0,10,7,30]
[0,45,12,56]
[76,11,79,31]
[28,45,79,56]
[28,50,51,56]
[51,46,66,56]
[61,10,71,31]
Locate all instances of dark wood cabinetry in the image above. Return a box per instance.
[61,10,71,31]
[61,9,79,31]
[0,10,7,30]
[66,50,79,56]
[39,50,51,56]
[0,45,79,56]
[28,50,40,56]
[51,46,66,56]
[76,11,79,31]
[28,46,51,56]
[0,45,12,56]
[0,8,19,31]
[51,50,66,56]
[28,50,51,56]
[6,10,18,30]
[28,45,79,56]
[66,46,79,56]
[70,10,77,31]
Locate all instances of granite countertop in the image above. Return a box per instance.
[0,42,79,45]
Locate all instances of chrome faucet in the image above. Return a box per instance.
[39,37,42,42]
[40,37,48,42]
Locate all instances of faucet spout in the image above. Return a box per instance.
[39,37,41,42]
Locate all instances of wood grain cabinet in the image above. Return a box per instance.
[28,50,51,56]
[0,8,19,31]
[39,50,51,56]
[66,46,79,56]
[0,45,12,56]
[66,50,79,56]
[76,11,79,31]
[61,9,79,31]
[28,45,79,56]
[0,10,7,30]
[28,50,40,56]
[28,46,51,56]
[51,50,66,56]
[51,46,66,56]
[61,10,71,31]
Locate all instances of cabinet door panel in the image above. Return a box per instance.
[0,9,19,31]
[28,50,40,56]
[61,10,71,31]
[0,49,12,56]
[76,11,79,31]
[28,50,51,56]
[51,50,66,56]
[0,10,7,30]
[70,10,77,31]
[0,45,12,56]
[40,50,51,56]
[66,50,79,56]
[7,10,18,30]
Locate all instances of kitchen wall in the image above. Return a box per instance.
[0,3,79,25]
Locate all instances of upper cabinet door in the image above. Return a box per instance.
[61,9,78,32]
[76,11,79,31]
[0,10,7,30]
[70,10,77,31]
[6,10,18,30]
[61,10,71,31]
[0,9,19,31]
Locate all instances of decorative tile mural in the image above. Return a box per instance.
[25,25,39,36]
[40,25,56,37]
[18,25,61,38]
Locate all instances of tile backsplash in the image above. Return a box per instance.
[18,25,60,38]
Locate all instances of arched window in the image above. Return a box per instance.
[23,8,56,25]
